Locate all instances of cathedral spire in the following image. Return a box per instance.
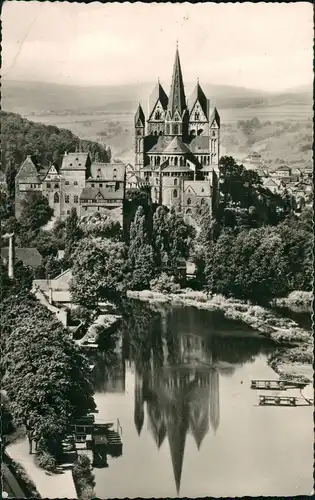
[168,46,186,117]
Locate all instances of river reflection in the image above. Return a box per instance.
[90,300,313,498]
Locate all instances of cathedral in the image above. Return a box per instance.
[134,45,221,215]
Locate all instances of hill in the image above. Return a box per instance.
[1,80,313,166]
[0,111,111,172]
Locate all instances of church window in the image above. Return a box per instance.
[74,180,78,185]
[156,156,160,166]
[74,195,79,203]
[201,187,204,193]
[155,111,161,120]
[187,198,191,205]
[173,189,178,198]
[166,124,170,135]
[197,129,203,136]
[212,130,216,137]
[190,129,196,137]
[195,112,200,121]
[91,183,95,187]
[46,182,51,188]
[54,192,59,203]
[186,208,192,215]
[200,198,205,205]
[174,157,178,166]
[154,131,158,136]
[174,178,178,186]
[159,130,163,136]
[155,178,159,185]
[137,129,141,136]
[173,124,179,135]
[99,183,103,187]
[65,195,70,203]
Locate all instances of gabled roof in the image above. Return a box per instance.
[80,186,124,201]
[1,247,43,268]
[60,152,90,171]
[167,47,186,117]
[16,155,40,183]
[183,181,211,197]
[147,136,173,154]
[209,107,220,128]
[135,104,145,127]
[163,136,191,155]
[269,165,292,173]
[188,82,208,119]
[88,162,125,181]
[149,82,169,115]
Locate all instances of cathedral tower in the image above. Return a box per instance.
[135,104,145,173]
[165,46,188,138]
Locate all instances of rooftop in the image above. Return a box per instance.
[80,186,124,201]
[1,247,43,268]
[88,162,125,181]
[60,152,90,171]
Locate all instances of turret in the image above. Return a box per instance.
[135,104,145,173]
[188,79,209,137]
[147,80,168,136]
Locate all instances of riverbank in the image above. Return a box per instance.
[272,291,313,312]
[127,289,313,383]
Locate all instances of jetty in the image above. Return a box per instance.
[258,395,298,406]
[250,379,306,390]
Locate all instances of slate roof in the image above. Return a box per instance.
[168,48,187,117]
[163,136,191,155]
[80,186,124,201]
[147,136,173,154]
[269,165,292,173]
[188,82,208,118]
[135,104,145,126]
[149,82,169,115]
[60,152,89,170]
[189,136,210,154]
[209,107,220,128]
[1,247,43,268]
[183,180,211,197]
[88,162,125,181]
[16,156,40,183]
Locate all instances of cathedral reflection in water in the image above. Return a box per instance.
[134,330,220,494]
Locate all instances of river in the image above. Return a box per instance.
[89,300,313,498]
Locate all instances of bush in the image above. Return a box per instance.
[35,451,57,472]
[72,454,96,500]
[150,273,181,294]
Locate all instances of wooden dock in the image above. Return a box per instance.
[258,395,297,406]
[251,379,305,390]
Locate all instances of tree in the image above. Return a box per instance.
[127,206,156,290]
[5,160,17,201]
[64,208,83,265]
[80,212,122,240]
[70,237,130,307]
[1,294,96,456]
[19,192,53,233]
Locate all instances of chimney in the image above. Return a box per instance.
[8,233,15,279]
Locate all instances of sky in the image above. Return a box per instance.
[2,1,313,91]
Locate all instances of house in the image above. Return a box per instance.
[269,165,292,182]
[33,269,72,306]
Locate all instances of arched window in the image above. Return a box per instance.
[190,129,196,137]
[197,129,203,136]
[137,129,141,136]
[155,111,161,120]
[173,124,179,135]
[54,192,59,203]
[186,208,192,215]
[187,198,191,205]
[174,157,178,166]
[155,177,159,185]
[212,130,216,137]
[200,198,205,205]
[156,156,160,166]
[180,157,184,166]
[154,130,158,136]
[166,124,170,135]
[174,178,178,186]
[159,130,163,136]
[195,111,200,121]
[173,189,178,198]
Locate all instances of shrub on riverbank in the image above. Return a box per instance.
[150,273,181,294]
[35,451,57,472]
[72,454,96,500]
[274,291,313,310]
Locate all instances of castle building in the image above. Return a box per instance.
[15,153,126,225]
[134,45,221,215]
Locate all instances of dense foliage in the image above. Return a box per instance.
[1,110,111,172]
[72,454,96,500]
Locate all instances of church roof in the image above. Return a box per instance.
[135,104,145,126]
[149,82,169,115]
[166,402,189,495]
[163,136,191,155]
[167,47,187,117]
[209,107,220,128]
[188,81,208,118]
[147,136,172,154]
[16,155,40,183]
[189,135,210,154]
[60,152,90,171]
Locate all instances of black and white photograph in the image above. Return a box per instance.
[1,1,313,498]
